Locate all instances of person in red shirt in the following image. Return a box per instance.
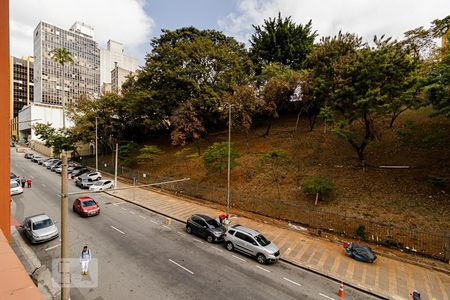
[26,179,32,188]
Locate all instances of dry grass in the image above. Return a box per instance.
[140,108,450,232]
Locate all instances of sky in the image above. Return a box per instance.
[10,0,450,66]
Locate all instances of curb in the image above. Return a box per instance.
[104,190,389,299]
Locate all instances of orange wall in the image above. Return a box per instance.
[0,0,11,241]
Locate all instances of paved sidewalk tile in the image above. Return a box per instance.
[107,183,450,300]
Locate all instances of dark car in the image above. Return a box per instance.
[50,161,62,172]
[10,172,20,184]
[71,167,90,179]
[186,214,226,243]
[68,164,84,174]
[24,153,34,159]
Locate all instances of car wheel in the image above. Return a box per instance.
[226,241,234,251]
[257,253,266,264]
[206,235,214,243]
[186,225,192,234]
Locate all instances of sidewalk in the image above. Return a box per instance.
[105,181,450,300]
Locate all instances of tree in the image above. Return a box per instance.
[301,176,335,205]
[118,142,139,166]
[203,142,239,174]
[137,145,164,165]
[136,27,253,134]
[34,123,77,156]
[250,13,317,72]
[259,63,303,136]
[225,84,261,147]
[260,149,289,200]
[50,48,73,128]
[170,102,206,156]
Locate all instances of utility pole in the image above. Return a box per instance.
[60,151,70,300]
[226,103,231,222]
[95,117,98,171]
[114,143,118,189]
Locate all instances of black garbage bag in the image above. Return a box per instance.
[350,243,377,263]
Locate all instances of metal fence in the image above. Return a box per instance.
[80,155,450,262]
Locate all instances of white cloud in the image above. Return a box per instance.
[219,0,450,44]
[10,0,154,62]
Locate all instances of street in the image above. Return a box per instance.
[10,149,379,300]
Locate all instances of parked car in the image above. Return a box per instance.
[71,167,90,179]
[21,214,59,244]
[10,180,24,195]
[224,225,280,264]
[31,155,43,163]
[10,172,20,184]
[35,157,47,164]
[24,153,34,159]
[54,166,62,174]
[76,171,101,182]
[186,214,226,243]
[43,159,58,168]
[72,197,100,217]
[68,165,84,174]
[47,160,61,169]
[89,180,114,192]
[50,161,62,172]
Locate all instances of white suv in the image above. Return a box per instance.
[224,225,280,264]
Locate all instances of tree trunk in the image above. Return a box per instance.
[314,192,319,206]
[194,140,201,156]
[294,108,303,133]
[263,120,272,137]
[308,114,317,132]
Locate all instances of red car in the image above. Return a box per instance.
[72,197,100,217]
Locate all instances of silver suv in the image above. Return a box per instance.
[224,225,280,264]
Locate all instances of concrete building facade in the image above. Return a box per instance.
[111,63,134,95]
[33,21,100,106]
[10,56,34,140]
[100,40,138,88]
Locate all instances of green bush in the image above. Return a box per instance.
[137,145,163,164]
[119,142,139,166]
[301,176,335,204]
[426,175,448,188]
[203,142,239,173]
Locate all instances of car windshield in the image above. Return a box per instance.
[93,181,104,186]
[255,234,271,246]
[32,219,53,230]
[82,200,97,207]
[10,182,19,188]
[206,218,221,228]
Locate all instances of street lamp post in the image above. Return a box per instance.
[95,117,98,172]
[226,103,231,222]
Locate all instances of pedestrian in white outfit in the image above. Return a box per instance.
[80,246,91,275]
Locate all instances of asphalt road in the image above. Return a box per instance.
[10,149,379,300]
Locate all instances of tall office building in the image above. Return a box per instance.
[33,21,100,106]
[100,40,138,88]
[111,62,134,95]
[10,56,34,119]
[10,56,34,139]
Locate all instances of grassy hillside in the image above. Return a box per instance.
[132,108,450,232]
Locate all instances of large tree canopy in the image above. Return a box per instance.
[250,13,317,72]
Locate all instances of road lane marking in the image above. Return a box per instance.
[177,232,183,235]
[150,220,158,224]
[168,259,194,275]
[213,248,223,252]
[110,225,125,235]
[283,277,302,287]
[44,244,61,251]
[319,293,335,300]
[162,225,171,230]
[139,215,146,219]
[41,184,47,188]
[112,202,126,206]
[121,207,128,211]
[256,266,271,273]
[193,239,204,244]
[232,255,246,262]
[129,211,136,215]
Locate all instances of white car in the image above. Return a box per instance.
[76,172,102,182]
[89,180,114,191]
[10,180,24,195]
